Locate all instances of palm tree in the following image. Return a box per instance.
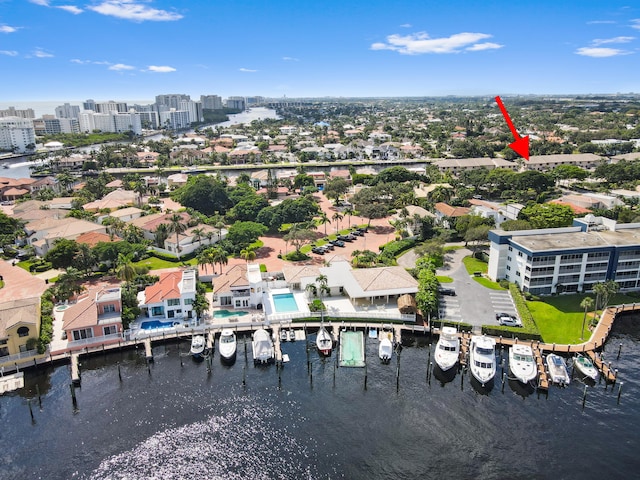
[318,212,331,236]
[332,212,343,233]
[344,207,355,228]
[592,282,608,315]
[240,246,257,263]
[212,247,229,274]
[115,253,136,282]
[153,223,169,248]
[191,227,204,247]
[197,249,214,274]
[56,171,75,192]
[168,213,187,259]
[205,230,215,246]
[580,296,594,340]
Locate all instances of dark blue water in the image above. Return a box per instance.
[2,317,639,480]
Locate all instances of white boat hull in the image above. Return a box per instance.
[252,329,274,364]
[546,354,570,386]
[379,338,393,363]
[574,355,599,380]
[469,335,496,386]
[435,327,460,372]
[190,335,205,359]
[509,345,537,384]
[317,327,333,356]
[218,330,237,361]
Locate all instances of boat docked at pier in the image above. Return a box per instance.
[218,329,237,362]
[469,335,496,386]
[316,324,333,356]
[435,326,460,372]
[252,328,274,365]
[378,330,393,364]
[574,354,598,381]
[546,353,570,386]
[508,344,537,385]
[190,335,205,360]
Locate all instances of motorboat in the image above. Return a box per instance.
[508,344,537,385]
[378,331,393,364]
[218,329,237,361]
[316,325,333,356]
[287,329,295,342]
[280,328,288,342]
[469,335,496,386]
[435,326,460,372]
[252,328,274,365]
[574,354,599,381]
[190,335,205,359]
[546,353,570,386]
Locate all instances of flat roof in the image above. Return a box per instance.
[512,226,640,253]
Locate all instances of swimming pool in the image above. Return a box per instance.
[140,320,176,330]
[272,293,300,313]
[214,309,250,318]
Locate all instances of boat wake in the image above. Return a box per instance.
[89,395,318,479]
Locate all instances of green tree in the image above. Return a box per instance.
[45,238,80,269]
[520,203,574,229]
[72,243,97,276]
[580,296,594,340]
[115,253,137,282]
[323,177,350,204]
[168,213,187,259]
[226,221,267,251]
[317,212,331,236]
[240,246,257,263]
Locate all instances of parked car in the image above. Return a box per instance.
[333,240,345,247]
[438,287,456,296]
[324,243,335,250]
[338,234,355,242]
[351,230,364,236]
[495,312,516,321]
[312,247,326,255]
[498,316,522,327]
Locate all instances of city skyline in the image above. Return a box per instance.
[1,0,639,101]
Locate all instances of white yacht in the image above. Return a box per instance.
[435,326,460,372]
[508,344,537,384]
[218,329,237,361]
[316,325,333,356]
[252,328,274,365]
[546,353,570,386]
[574,354,599,381]
[190,335,205,359]
[469,335,496,386]
[378,331,393,364]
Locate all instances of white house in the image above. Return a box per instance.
[137,269,197,321]
[212,263,265,309]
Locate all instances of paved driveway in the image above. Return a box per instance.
[435,248,516,331]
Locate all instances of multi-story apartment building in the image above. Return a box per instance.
[55,103,81,119]
[0,107,35,119]
[179,100,203,123]
[78,111,142,134]
[94,101,128,114]
[200,95,223,110]
[155,94,191,110]
[36,116,79,135]
[488,215,640,295]
[225,96,245,110]
[0,117,36,153]
[159,109,191,130]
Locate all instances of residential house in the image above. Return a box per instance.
[62,286,123,346]
[433,202,471,228]
[0,262,47,368]
[392,205,435,237]
[432,158,518,175]
[524,153,604,172]
[25,217,108,256]
[212,263,264,310]
[82,189,138,212]
[138,269,198,321]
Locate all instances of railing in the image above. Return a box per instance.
[65,333,123,350]
[266,310,415,323]
[0,349,39,365]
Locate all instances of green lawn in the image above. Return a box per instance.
[133,257,197,270]
[462,255,488,275]
[436,276,453,283]
[527,292,640,344]
[473,276,505,290]
[16,259,34,271]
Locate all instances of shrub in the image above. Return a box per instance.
[284,251,310,261]
[259,264,267,273]
[379,238,416,257]
[499,279,509,289]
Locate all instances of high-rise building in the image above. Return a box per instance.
[40,116,80,134]
[55,103,81,119]
[83,99,96,111]
[155,94,191,110]
[179,100,203,123]
[0,117,36,153]
[246,96,264,106]
[0,107,35,119]
[159,109,190,130]
[225,96,246,111]
[94,101,128,114]
[200,95,223,110]
[77,111,141,135]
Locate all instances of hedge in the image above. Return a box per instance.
[37,290,55,354]
[379,238,417,256]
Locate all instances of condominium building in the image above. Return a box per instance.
[0,107,35,119]
[77,111,142,134]
[0,117,36,153]
[55,103,81,119]
[155,94,191,110]
[159,109,191,130]
[179,100,203,123]
[200,95,223,110]
[225,96,245,111]
[488,215,640,295]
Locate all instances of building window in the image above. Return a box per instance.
[508,246,513,251]
[507,256,512,262]
[103,304,116,313]
[518,252,523,257]
[168,310,175,318]
[184,298,193,305]
[167,298,180,306]
[17,326,29,337]
[516,271,521,277]
[103,325,117,335]
[506,265,511,271]
[151,306,164,316]
[72,328,93,341]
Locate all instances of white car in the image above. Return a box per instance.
[498,315,522,327]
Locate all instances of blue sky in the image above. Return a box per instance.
[1,0,639,101]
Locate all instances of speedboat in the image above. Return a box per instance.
[435,326,460,372]
[287,329,295,342]
[316,325,333,356]
[252,328,274,365]
[508,344,537,385]
[546,353,570,386]
[190,335,205,359]
[280,328,288,342]
[218,329,237,362]
[469,335,496,386]
[574,354,599,381]
[378,331,393,364]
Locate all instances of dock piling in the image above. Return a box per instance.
[117,363,122,382]
[617,343,622,360]
[28,399,34,423]
[36,384,42,410]
[582,385,587,410]
[70,383,78,410]
[364,364,367,390]
[501,372,506,393]
[617,382,623,404]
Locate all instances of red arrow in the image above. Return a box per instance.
[495,95,529,160]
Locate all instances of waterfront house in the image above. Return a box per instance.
[82,189,137,212]
[62,286,123,344]
[0,262,47,369]
[25,217,108,256]
[212,263,264,310]
[138,269,198,322]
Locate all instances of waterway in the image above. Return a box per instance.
[2,315,639,479]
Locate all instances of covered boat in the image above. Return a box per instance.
[252,328,274,365]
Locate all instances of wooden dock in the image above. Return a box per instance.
[459,333,470,368]
[532,345,549,390]
[272,325,283,363]
[586,350,617,383]
[143,338,153,362]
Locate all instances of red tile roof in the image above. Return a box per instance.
[144,271,182,304]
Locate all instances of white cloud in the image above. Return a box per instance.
[33,49,54,58]
[88,1,183,22]
[466,42,503,51]
[0,50,18,56]
[109,63,135,71]
[587,20,615,25]
[0,25,19,33]
[370,31,497,54]
[575,47,631,57]
[282,56,299,62]
[239,67,257,72]
[400,23,412,28]
[29,0,50,6]
[631,19,640,30]
[57,5,83,14]
[592,36,635,45]
[147,65,176,72]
